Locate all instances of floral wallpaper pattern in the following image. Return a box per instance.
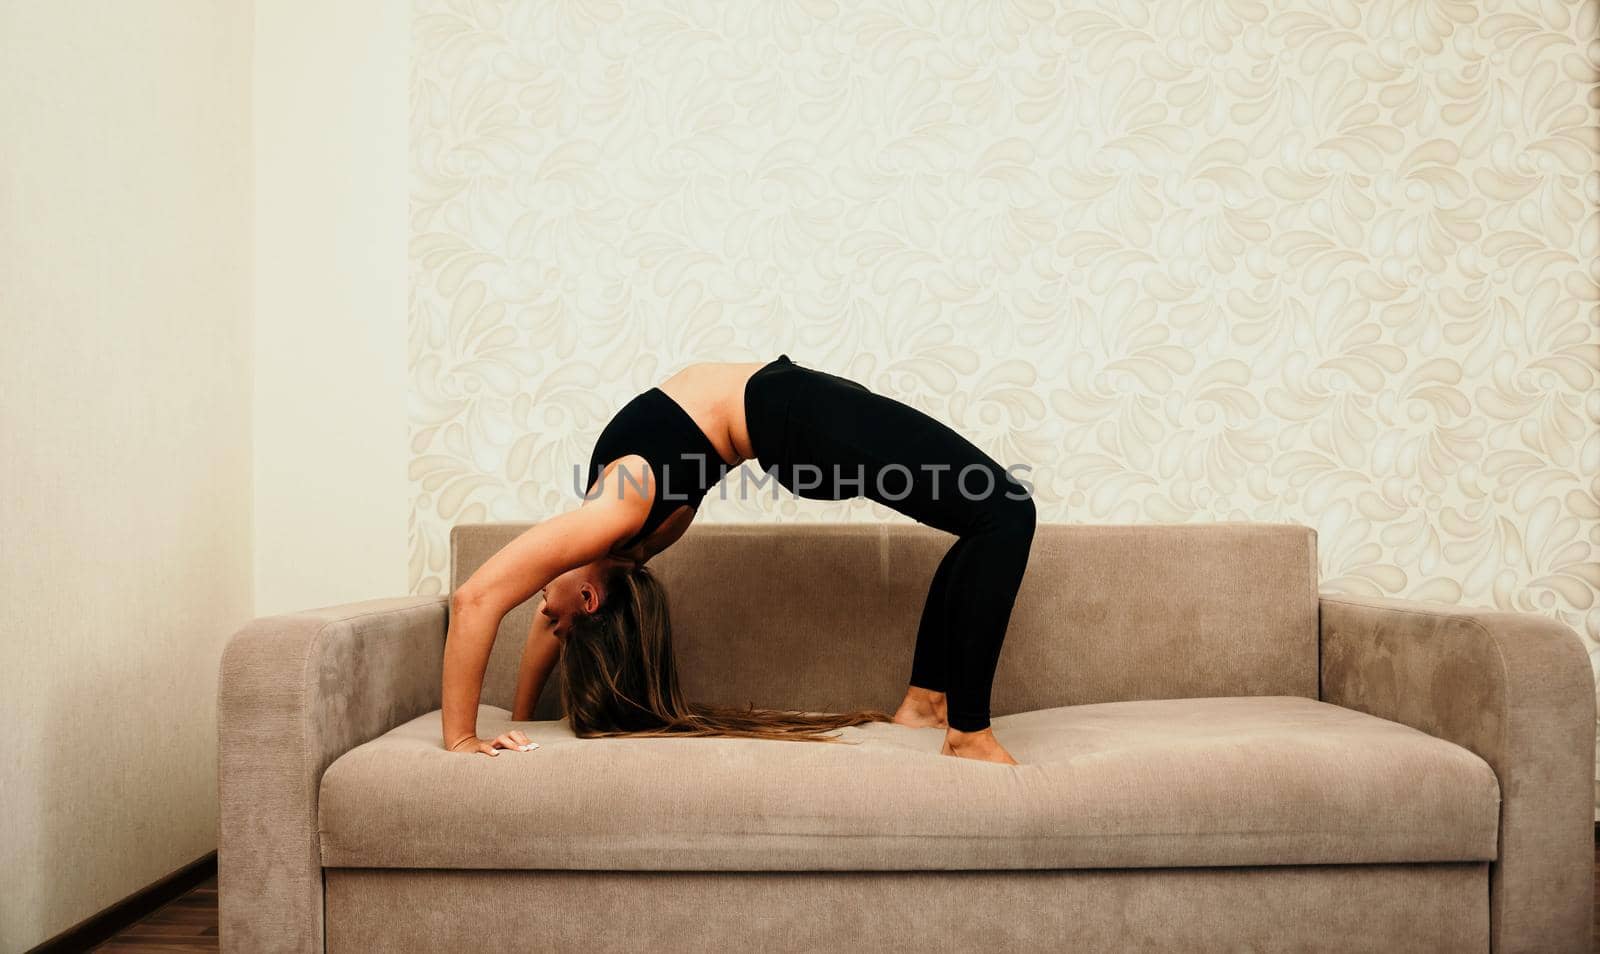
[410,0,1600,809]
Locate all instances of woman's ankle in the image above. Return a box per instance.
[893,686,949,727]
[944,723,994,743]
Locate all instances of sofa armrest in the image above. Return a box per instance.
[1319,594,1594,954]
[217,596,448,954]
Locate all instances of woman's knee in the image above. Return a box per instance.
[999,469,1035,520]
[1002,491,1036,540]
[980,482,1035,541]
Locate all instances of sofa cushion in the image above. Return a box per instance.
[317,697,1498,871]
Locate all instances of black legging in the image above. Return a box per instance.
[743,354,1037,732]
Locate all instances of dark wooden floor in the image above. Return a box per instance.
[87,849,1600,951]
[92,873,216,952]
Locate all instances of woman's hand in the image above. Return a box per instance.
[446,730,538,756]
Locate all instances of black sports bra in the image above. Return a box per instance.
[584,387,731,551]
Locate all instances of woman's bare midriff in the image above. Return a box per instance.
[592,360,771,563]
[657,360,767,465]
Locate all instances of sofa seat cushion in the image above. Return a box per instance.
[317,696,1498,871]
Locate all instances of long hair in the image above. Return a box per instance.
[559,562,894,742]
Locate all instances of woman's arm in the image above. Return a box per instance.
[442,461,650,754]
[511,604,563,721]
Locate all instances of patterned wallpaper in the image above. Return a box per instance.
[410,1,1600,804]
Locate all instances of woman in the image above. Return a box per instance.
[442,354,1037,764]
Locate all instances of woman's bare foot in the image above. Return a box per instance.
[891,686,948,729]
[940,726,1019,765]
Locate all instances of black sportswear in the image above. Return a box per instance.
[584,387,731,551]
[743,354,1036,733]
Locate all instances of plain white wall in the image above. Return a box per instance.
[253,0,410,614]
[0,4,252,949]
[1,0,411,945]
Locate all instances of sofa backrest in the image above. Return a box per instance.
[450,521,1320,720]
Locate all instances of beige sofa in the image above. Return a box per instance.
[217,522,1594,953]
